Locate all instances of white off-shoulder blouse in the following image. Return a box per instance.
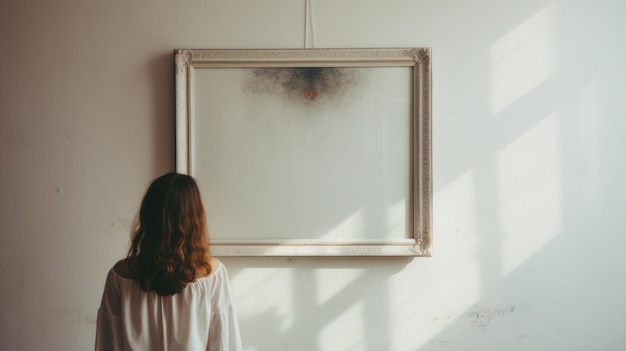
[95,262,242,351]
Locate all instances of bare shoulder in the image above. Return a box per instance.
[112,258,135,279]
[209,257,222,273]
[194,257,221,279]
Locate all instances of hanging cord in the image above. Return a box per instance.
[304,0,316,49]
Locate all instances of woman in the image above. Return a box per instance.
[96,173,242,350]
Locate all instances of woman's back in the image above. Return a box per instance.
[95,173,242,350]
[96,257,242,351]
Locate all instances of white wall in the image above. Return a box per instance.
[1,0,625,350]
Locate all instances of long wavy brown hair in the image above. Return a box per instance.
[127,172,211,296]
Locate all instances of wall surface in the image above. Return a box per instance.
[1,0,625,350]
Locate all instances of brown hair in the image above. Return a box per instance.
[127,172,211,296]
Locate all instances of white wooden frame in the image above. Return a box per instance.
[175,48,431,256]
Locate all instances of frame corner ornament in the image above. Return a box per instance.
[406,47,430,65]
[175,49,194,73]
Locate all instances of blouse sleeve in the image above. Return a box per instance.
[207,265,243,351]
[95,269,124,351]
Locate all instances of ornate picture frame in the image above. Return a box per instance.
[175,48,431,256]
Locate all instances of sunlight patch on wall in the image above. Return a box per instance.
[434,168,477,253]
[388,257,483,350]
[490,3,558,115]
[319,300,365,351]
[426,260,483,312]
[498,112,562,276]
[231,268,294,331]
[315,269,366,306]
